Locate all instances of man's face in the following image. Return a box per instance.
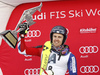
[52,33,64,47]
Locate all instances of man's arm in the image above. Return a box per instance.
[68,53,77,75]
[18,35,43,57]
[17,23,43,56]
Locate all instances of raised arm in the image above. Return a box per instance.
[17,23,43,57]
[18,36,43,56]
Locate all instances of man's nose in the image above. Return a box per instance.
[55,37,59,40]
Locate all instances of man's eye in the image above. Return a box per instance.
[54,36,56,37]
[58,36,61,38]
[58,36,62,38]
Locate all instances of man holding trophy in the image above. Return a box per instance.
[0,3,77,75]
[18,24,78,75]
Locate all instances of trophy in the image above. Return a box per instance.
[0,3,42,48]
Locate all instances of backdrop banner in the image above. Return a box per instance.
[0,1,100,75]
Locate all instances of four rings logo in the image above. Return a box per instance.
[25,30,41,38]
[80,65,99,73]
[79,46,99,54]
[24,68,40,75]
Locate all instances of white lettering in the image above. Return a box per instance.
[85,9,97,16]
[60,11,66,18]
[50,11,66,19]
[50,12,55,19]
[72,57,76,73]
[97,10,100,15]
[80,28,97,33]
[69,10,74,18]
[56,11,60,19]
[69,10,83,18]
[33,12,46,20]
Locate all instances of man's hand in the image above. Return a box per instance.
[19,22,29,37]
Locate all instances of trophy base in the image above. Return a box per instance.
[0,30,18,48]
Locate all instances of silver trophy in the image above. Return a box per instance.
[0,3,42,48]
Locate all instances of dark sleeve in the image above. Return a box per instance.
[18,37,43,57]
[68,53,78,75]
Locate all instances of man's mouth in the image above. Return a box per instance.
[54,41,59,44]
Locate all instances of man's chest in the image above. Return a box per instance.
[48,51,70,67]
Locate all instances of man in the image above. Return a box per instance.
[18,23,77,75]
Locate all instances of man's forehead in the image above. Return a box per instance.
[53,33,63,36]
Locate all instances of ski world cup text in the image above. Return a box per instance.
[32,8,100,20]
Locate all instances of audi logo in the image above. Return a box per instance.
[80,65,99,73]
[79,46,99,54]
[25,30,41,38]
[24,68,40,75]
